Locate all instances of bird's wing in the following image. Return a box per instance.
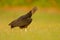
[17,18,32,27]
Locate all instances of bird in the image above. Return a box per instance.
[9,7,37,29]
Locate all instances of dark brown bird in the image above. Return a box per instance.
[9,7,37,29]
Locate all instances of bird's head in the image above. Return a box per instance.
[31,7,37,14]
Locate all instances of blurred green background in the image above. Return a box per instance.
[0,0,60,7]
[0,0,60,40]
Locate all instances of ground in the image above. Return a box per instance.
[0,6,60,40]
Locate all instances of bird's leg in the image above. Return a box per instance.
[11,26,14,29]
[24,28,27,32]
[24,25,28,32]
[22,25,27,32]
[19,25,28,32]
[20,28,27,32]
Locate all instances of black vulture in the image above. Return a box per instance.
[9,7,37,29]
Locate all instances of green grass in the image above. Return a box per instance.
[0,9,60,40]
